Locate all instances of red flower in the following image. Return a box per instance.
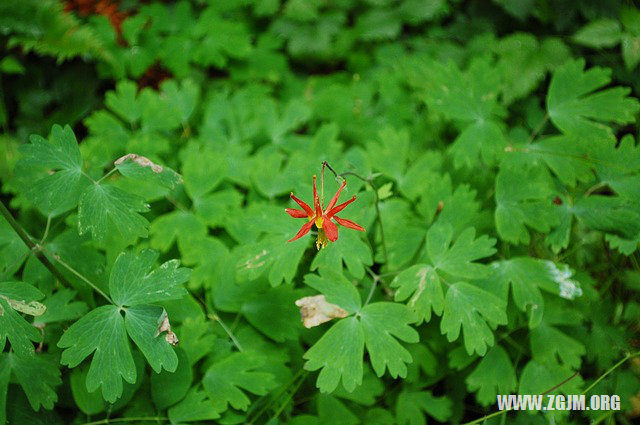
[286,176,365,249]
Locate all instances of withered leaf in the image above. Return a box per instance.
[295,295,348,328]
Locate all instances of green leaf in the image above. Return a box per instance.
[547,58,640,143]
[396,391,453,425]
[490,257,547,325]
[125,305,178,373]
[0,217,29,279]
[250,148,294,198]
[78,183,150,243]
[34,289,87,324]
[150,211,207,252]
[519,360,584,396]
[408,58,506,167]
[572,19,621,48]
[532,136,593,187]
[235,235,308,286]
[622,33,640,70]
[411,58,504,122]
[530,324,585,369]
[0,282,44,355]
[304,317,364,393]
[109,249,190,307]
[303,270,418,392]
[440,282,507,355]
[0,281,46,316]
[311,229,373,280]
[427,224,496,279]
[356,8,402,41]
[58,305,136,403]
[491,257,583,322]
[202,352,276,413]
[150,348,192,410]
[332,366,384,406]
[115,154,183,190]
[69,366,106,415]
[304,269,362,314]
[194,188,243,228]
[179,236,230,291]
[495,163,558,244]
[194,14,252,68]
[314,394,359,425]
[397,151,442,201]
[168,386,220,424]
[495,35,569,105]
[450,119,506,169]
[3,352,61,412]
[466,345,516,406]
[0,56,25,74]
[573,195,640,239]
[160,79,200,124]
[368,126,410,181]
[105,80,143,124]
[593,135,640,200]
[181,142,227,200]
[360,302,419,378]
[17,124,90,215]
[391,265,444,323]
[241,285,302,342]
[178,317,216,366]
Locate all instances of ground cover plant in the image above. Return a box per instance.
[1,0,640,424]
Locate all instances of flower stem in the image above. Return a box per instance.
[321,161,389,265]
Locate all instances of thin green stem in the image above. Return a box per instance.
[247,368,306,424]
[364,275,378,306]
[365,265,393,297]
[52,254,113,304]
[581,350,640,395]
[39,214,52,244]
[96,167,118,184]
[208,313,243,351]
[527,113,549,144]
[0,200,74,290]
[82,416,168,425]
[268,371,308,423]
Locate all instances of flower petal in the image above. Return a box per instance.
[334,215,365,231]
[326,195,356,218]
[326,179,346,212]
[313,175,322,218]
[323,217,339,241]
[288,220,315,242]
[290,192,313,217]
[285,208,308,218]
